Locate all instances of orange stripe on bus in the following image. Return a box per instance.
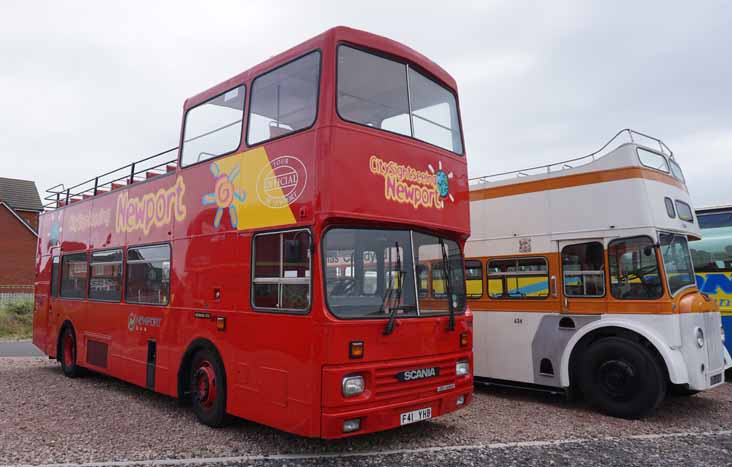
[470,166,686,201]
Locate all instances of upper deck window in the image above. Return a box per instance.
[675,200,694,223]
[337,45,463,155]
[247,51,321,146]
[181,85,246,167]
[669,159,685,183]
[637,148,669,173]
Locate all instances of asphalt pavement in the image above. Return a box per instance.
[0,340,43,357]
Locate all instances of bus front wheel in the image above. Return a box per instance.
[59,326,83,378]
[578,336,666,419]
[189,348,230,427]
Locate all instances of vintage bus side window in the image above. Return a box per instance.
[637,148,669,173]
[487,257,549,299]
[608,237,663,300]
[181,85,246,167]
[465,260,483,299]
[89,249,123,302]
[562,243,605,297]
[664,197,676,218]
[247,51,321,146]
[60,253,88,299]
[253,230,311,312]
[125,244,170,305]
[675,200,694,223]
[50,256,60,297]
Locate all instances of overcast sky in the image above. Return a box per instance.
[1,1,730,208]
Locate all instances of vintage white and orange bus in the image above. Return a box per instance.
[465,129,730,418]
[32,27,473,438]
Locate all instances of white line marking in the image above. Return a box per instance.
[7,429,732,467]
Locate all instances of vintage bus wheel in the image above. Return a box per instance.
[578,337,666,419]
[190,348,230,427]
[59,326,82,378]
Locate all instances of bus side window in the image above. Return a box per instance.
[608,236,663,300]
[464,260,483,299]
[247,51,321,146]
[89,249,123,302]
[252,229,311,312]
[181,84,246,167]
[561,243,605,297]
[126,244,170,306]
[60,253,88,299]
[487,257,549,299]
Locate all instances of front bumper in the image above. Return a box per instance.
[321,385,471,439]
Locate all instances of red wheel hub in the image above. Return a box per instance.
[62,332,74,368]
[194,361,217,408]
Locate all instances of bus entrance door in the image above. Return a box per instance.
[558,240,607,315]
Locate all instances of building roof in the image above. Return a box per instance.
[0,177,42,211]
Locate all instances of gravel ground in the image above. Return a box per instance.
[2,357,732,466]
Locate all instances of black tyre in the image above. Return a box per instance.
[578,337,666,419]
[189,347,230,427]
[58,326,83,378]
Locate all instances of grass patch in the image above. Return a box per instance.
[0,301,33,340]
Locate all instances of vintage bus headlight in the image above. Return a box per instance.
[342,375,365,397]
[456,360,470,377]
[695,327,705,349]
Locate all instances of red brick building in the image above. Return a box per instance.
[0,177,42,294]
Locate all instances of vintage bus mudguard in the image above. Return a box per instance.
[697,272,732,352]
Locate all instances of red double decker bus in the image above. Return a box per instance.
[32,27,472,438]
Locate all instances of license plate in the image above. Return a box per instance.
[400,407,432,426]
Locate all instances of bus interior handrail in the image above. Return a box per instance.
[469,129,673,186]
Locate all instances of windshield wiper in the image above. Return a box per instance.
[439,238,456,331]
[384,241,405,336]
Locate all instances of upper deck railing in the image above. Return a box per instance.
[469,129,673,186]
[43,147,179,210]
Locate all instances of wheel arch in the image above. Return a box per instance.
[560,320,688,387]
[176,337,226,401]
[55,319,75,361]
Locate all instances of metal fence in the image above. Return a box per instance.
[0,286,34,306]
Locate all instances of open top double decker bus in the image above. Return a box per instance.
[32,27,472,438]
[465,129,730,418]
[692,205,732,353]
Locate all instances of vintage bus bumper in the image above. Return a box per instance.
[320,351,473,438]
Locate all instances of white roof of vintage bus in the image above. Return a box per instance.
[467,130,701,255]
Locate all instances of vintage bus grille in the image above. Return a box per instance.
[704,312,725,375]
[373,357,457,402]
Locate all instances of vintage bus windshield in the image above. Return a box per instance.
[337,45,463,155]
[659,232,695,295]
[323,228,466,318]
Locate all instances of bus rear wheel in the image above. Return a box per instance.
[578,336,666,419]
[59,326,82,378]
[189,348,230,427]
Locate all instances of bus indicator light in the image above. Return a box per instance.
[349,341,364,359]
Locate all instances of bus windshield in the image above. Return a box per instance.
[323,228,466,318]
[659,232,695,295]
[337,45,463,155]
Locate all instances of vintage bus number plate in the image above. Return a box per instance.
[400,407,432,426]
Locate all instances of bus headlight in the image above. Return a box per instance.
[342,375,365,397]
[695,327,705,349]
[456,360,470,377]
